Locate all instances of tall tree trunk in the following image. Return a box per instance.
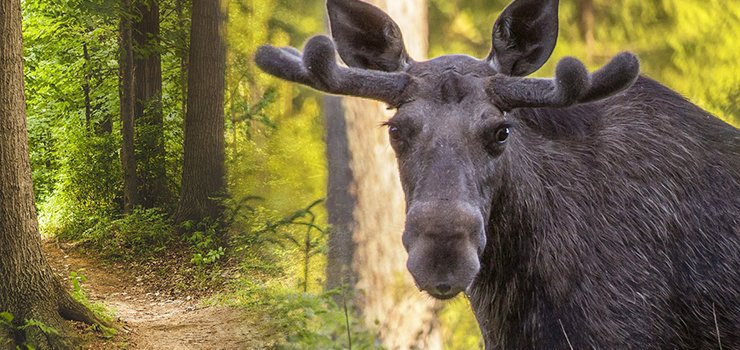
[0,0,105,348]
[120,0,139,213]
[175,0,226,226]
[324,0,442,349]
[324,95,356,293]
[133,0,167,208]
[175,0,188,117]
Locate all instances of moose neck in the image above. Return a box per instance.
[467,103,606,348]
[466,76,740,348]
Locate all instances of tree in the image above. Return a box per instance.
[120,0,139,213]
[324,95,355,293]
[175,0,226,226]
[133,0,168,208]
[0,0,105,347]
[324,0,442,349]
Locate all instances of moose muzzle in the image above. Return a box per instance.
[403,200,486,299]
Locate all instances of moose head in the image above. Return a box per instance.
[256,0,640,300]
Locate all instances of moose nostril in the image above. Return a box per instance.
[435,284,452,294]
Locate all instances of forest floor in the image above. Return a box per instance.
[43,238,282,349]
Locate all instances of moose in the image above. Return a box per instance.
[256,0,740,348]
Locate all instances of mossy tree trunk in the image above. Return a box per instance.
[0,0,106,348]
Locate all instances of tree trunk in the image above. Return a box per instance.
[120,0,139,213]
[0,0,105,348]
[324,95,356,292]
[133,0,167,208]
[175,0,226,226]
[175,0,188,117]
[324,0,442,349]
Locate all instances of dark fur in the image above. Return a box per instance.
[473,76,740,348]
[255,0,740,348]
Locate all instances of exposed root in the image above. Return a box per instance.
[57,284,112,329]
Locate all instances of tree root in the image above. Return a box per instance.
[1,280,115,350]
[57,283,112,328]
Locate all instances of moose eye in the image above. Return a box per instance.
[385,119,417,153]
[482,123,511,156]
[494,126,510,144]
[388,125,402,141]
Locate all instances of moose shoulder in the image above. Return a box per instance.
[255,0,740,348]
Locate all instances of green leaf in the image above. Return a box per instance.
[0,312,13,323]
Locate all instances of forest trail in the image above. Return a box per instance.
[43,239,276,349]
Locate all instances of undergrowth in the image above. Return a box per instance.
[0,311,59,350]
[213,275,384,350]
[216,198,386,350]
[48,207,173,263]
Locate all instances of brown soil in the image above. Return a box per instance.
[43,239,279,350]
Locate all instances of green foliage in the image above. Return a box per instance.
[226,0,327,221]
[217,198,385,348]
[56,208,174,262]
[181,217,226,266]
[17,319,59,337]
[0,311,60,350]
[24,0,189,224]
[236,199,327,292]
[215,277,384,350]
[69,270,87,294]
[190,246,226,266]
[273,291,383,350]
[36,130,122,236]
[229,87,279,140]
[23,0,121,207]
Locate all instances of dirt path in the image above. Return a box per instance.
[43,240,276,349]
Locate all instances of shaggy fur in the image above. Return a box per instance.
[472,76,740,348]
[255,0,740,348]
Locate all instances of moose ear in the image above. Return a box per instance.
[327,0,410,72]
[488,0,559,77]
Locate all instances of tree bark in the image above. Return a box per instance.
[324,0,442,349]
[0,0,106,348]
[133,0,167,208]
[175,0,188,117]
[120,0,139,213]
[324,95,356,292]
[175,0,226,226]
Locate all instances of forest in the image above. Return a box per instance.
[1,0,739,349]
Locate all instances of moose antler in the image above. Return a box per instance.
[489,52,640,110]
[255,35,412,107]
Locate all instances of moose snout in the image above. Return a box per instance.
[403,201,486,299]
